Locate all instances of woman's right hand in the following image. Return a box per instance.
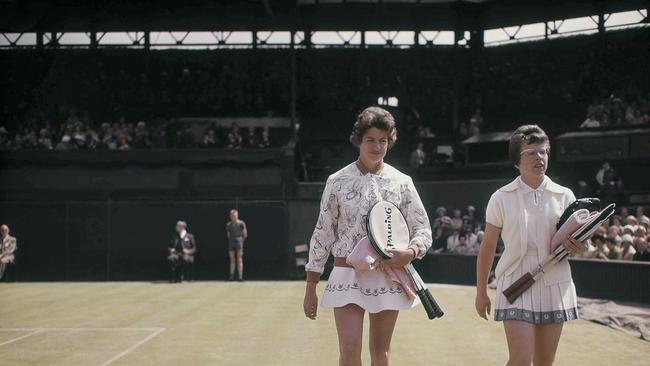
[475,290,491,320]
[303,284,319,320]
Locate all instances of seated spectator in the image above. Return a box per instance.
[37,128,53,150]
[606,225,621,240]
[432,206,447,231]
[132,121,151,148]
[432,216,452,252]
[475,230,485,248]
[595,161,619,202]
[632,237,650,261]
[640,216,649,230]
[620,207,630,220]
[201,129,217,148]
[449,234,473,255]
[626,108,647,125]
[72,123,88,149]
[167,220,197,283]
[450,209,463,231]
[0,224,17,281]
[635,226,647,239]
[626,215,639,228]
[464,206,477,229]
[245,126,259,148]
[447,230,461,253]
[619,234,636,260]
[591,235,609,260]
[458,122,469,139]
[468,119,480,136]
[258,127,272,148]
[636,206,647,221]
[409,143,426,169]
[226,132,241,149]
[580,112,601,129]
[605,237,622,260]
[117,134,131,150]
[55,135,74,150]
[576,237,597,259]
[622,224,635,236]
[230,123,243,147]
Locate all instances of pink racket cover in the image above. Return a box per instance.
[551,209,599,250]
[347,237,416,300]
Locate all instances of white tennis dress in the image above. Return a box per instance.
[489,176,579,324]
[305,162,432,313]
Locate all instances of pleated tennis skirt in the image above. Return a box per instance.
[322,267,419,313]
[494,250,579,324]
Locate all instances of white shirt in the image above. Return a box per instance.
[486,175,576,285]
[517,177,547,251]
[305,162,433,274]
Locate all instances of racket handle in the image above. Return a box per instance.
[420,287,444,319]
[502,272,535,304]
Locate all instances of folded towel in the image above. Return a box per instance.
[347,236,417,300]
[551,208,599,250]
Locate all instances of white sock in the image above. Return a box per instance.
[230,264,236,277]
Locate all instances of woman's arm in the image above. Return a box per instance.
[475,223,501,320]
[304,178,338,319]
[304,177,338,279]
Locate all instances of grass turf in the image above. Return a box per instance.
[0,282,647,365]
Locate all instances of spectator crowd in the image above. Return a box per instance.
[429,205,485,255]
[0,109,277,151]
[577,206,650,262]
[426,202,650,263]
[580,93,650,129]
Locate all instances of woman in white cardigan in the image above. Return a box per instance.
[475,125,586,366]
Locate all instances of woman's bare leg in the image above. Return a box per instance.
[532,323,563,366]
[368,310,399,366]
[504,320,535,366]
[334,304,365,366]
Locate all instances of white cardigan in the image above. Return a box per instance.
[486,176,576,286]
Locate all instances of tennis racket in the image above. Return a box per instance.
[366,201,444,320]
[502,203,616,304]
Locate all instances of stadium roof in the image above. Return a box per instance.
[0,0,647,32]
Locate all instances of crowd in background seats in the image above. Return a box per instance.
[580,93,650,129]
[429,205,487,255]
[426,202,650,262]
[580,206,650,262]
[0,108,276,151]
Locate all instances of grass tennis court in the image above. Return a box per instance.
[1,282,647,365]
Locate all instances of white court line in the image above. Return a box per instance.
[0,329,45,346]
[0,327,163,331]
[0,327,166,366]
[98,327,165,366]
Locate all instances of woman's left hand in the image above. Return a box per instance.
[562,237,586,255]
[382,248,415,268]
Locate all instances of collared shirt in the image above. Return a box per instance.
[486,175,576,284]
[517,177,548,251]
[305,162,432,274]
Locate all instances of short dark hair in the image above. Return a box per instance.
[508,124,549,166]
[349,106,397,148]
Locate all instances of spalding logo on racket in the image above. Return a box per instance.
[366,202,409,259]
[365,201,444,320]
